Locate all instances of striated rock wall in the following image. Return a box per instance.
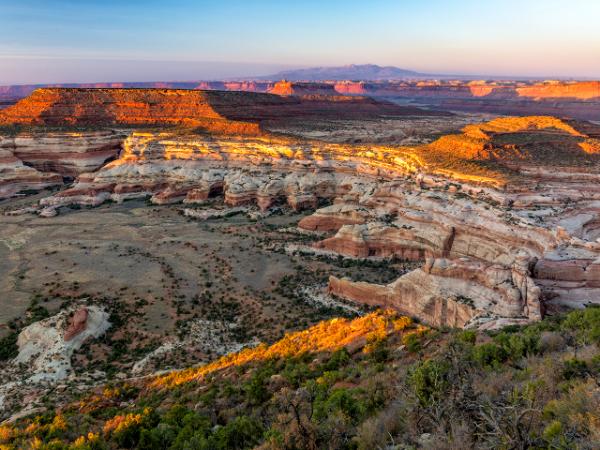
[328,273,480,328]
[0,88,265,134]
[1,130,123,176]
[0,147,62,199]
[3,80,599,120]
[37,130,425,209]
[0,130,123,199]
[0,81,274,103]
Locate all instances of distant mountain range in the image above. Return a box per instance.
[258,64,425,81]
[255,64,587,82]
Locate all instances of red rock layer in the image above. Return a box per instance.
[269,81,338,96]
[0,88,264,135]
[0,88,440,133]
[333,81,369,95]
[64,308,88,341]
[328,274,479,328]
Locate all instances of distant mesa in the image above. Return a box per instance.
[0,88,265,135]
[516,81,600,100]
[268,80,338,96]
[0,87,440,131]
[334,81,369,95]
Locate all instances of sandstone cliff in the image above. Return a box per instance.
[269,80,338,96]
[0,130,123,199]
[29,115,600,328]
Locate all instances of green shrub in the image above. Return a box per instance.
[316,388,364,422]
[0,332,18,361]
[324,348,350,371]
[409,359,450,407]
[562,359,589,380]
[471,343,508,368]
[243,371,271,405]
[455,330,477,345]
[138,424,178,449]
[368,337,390,363]
[561,306,600,345]
[404,333,422,353]
[281,358,314,388]
[207,416,264,450]
[493,329,540,359]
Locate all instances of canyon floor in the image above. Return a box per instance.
[0,194,420,409]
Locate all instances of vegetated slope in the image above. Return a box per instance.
[1,307,598,449]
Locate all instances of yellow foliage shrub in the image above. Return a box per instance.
[103,408,150,436]
[0,426,13,443]
[151,310,422,388]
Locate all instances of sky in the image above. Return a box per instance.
[0,0,599,84]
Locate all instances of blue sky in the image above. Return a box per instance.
[0,0,599,84]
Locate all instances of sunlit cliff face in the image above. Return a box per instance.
[464,82,600,100]
[424,116,600,183]
[468,85,498,97]
[461,116,584,139]
[1,85,598,200]
[0,88,263,135]
[85,115,600,194]
[107,132,428,179]
[516,82,600,100]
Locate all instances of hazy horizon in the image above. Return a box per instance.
[1,0,599,84]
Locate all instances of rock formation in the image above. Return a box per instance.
[1,130,123,176]
[64,308,89,341]
[0,146,62,199]
[0,88,440,200]
[3,79,600,120]
[0,130,123,199]
[269,80,338,96]
[13,306,110,383]
[2,87,600,329]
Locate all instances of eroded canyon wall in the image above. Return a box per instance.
[2,88,600,329]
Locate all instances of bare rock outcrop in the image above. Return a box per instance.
[269,80,338,96]
[329,256,542,328]
[38,131,422,210]
[5,130,123,176]
[13,306,110,383]
[63,308,89,341]
[0,130,123,199]
[0,87,434,132]
[0,147,62,199]
[31,115,600,328]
